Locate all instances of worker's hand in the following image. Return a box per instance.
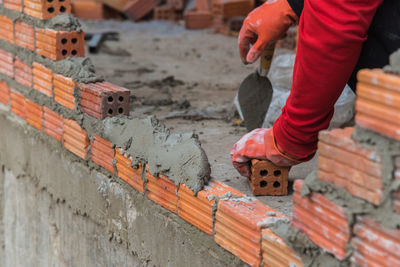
[239,0,298,64]
[230,128,305,177]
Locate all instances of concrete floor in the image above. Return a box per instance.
[81,20,319,216]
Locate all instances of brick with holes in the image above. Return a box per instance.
[10,89,26,119]
[33,62,53,97]
[4,0,22,11]
[79,82,130,119]
[25,99,43,130]
[43,106,63,142]
[35,28,84,60]
[0,81,10,106]
[249,159,289,196]
[0,15,14,44]
[15,57,33,88]
[23,0,71,20]
[53,74,76,110]
[0,48,14,78]
[15,21,34,51]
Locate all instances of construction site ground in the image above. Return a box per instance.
[82,20,319,217]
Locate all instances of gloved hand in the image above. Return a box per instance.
[231,128,311,177]
[238,0,298,64]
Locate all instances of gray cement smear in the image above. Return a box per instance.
[101,116,211,193]
[0,110,243,267]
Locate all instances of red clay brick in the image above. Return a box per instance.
[146,171,178,213]
[123,0,160,21]
[215,198,288,267]
[212,0,253,19]
[4,0,22,11]
[0,48,14,78]
[23,0,71,20]
[10,89,26,119]
[35,28,85,60]
[115,148,145,193]
[32,62,53,97]
[25,99,43,130]
[0,81,10,106]
[91,135,115,173]
[43,106,63,142]
[63,119,89,159]
[79,82,130,119]
[53,74,76,110]
[351,218,400,266]
[178,180,243,235]
[195,0,211,11]
[71,0,105,20]
[262,228,303,267]
[154,5,177,21]
[0,15,14,44]
[14,21,34,51]
[292,180,350,260]
[14,57,33,88]
[184,10,213,30]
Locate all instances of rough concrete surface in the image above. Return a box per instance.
[0,110,244,267]
[81,20,320,216]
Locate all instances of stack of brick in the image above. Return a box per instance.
[215,198,289,266]
[212,0,253,34]
[115,148,145,193]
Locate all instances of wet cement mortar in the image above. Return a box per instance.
[271,126,400,266]
[0,109,245,266]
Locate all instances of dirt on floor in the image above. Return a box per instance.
[80,20,318,216]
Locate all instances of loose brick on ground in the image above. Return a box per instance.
[79,82,130,119]
[0,81,10,106]
[35,28,84,60]
[63,119,89,159]
[146,171,178,213]
[292,180,350,260]
[0,48,14,78]
[10,89,26,119]
[23,0,71,20]
[115,148,145,193]
[262,228,303,267]
[0,15,14,44]
[71,0,105,20]
[91,135,115,173]
[178,180,243,235]
[14,57,33,88]
[123,0,160,21]
[184,10,213,30]
[43,106,63,142]
[215,197,288,267]
[53,74,76,110]
[14,21,34,51]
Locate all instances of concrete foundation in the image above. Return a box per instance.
[0,109,244,267]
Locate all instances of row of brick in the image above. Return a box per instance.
[293,180,400,264]
[0,49,130,119]
[0,15,84,60]
[0,80,302,266]
[2,0,71,20]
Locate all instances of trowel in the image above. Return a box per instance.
[238,43,275,132]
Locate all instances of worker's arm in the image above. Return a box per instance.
[273,0,384,159]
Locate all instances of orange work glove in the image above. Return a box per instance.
[239,0,299,64]
[230,128,312,177]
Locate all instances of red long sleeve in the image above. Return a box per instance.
[273,0,383,159]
